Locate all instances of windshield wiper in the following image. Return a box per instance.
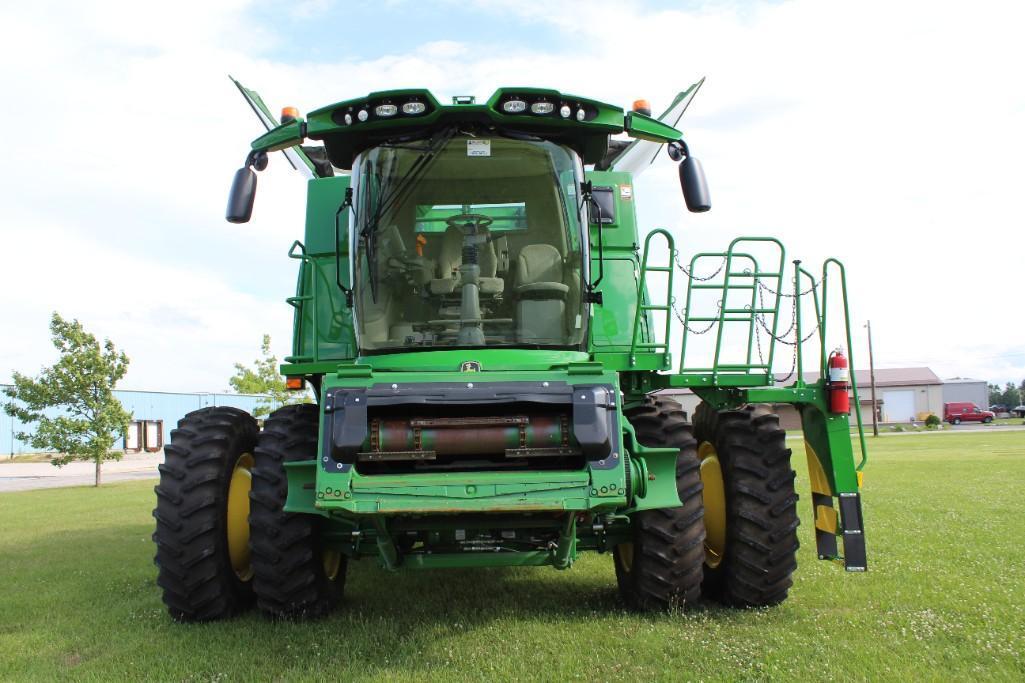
[358,125,457,302]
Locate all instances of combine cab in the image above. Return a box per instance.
[153,79,869,620]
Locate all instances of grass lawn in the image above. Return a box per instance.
[1,431,1023,681]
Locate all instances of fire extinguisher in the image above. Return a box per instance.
[827,348,850,414]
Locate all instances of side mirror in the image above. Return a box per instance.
[679,156,711,213]
[226,166,257,224]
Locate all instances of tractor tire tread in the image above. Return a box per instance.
[615,397,705,612]
[694,402,800,608]
[153,406,258,622]
[249,403,346,620]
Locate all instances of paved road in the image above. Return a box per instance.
[0,452,162,493]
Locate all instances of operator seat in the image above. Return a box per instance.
[514,244,569,343]
[429,225,505,295]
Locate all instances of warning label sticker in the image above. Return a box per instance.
[467,139,491,157]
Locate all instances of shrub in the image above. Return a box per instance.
[925,414,941,428]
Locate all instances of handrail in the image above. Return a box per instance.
[285,240,319,363]
[796,265,821,383]
[821,258,868,471]
[629,229,675,368]
[679,238,784,383]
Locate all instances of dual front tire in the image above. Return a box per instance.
[616,398,800,611]
[153,404,343,622]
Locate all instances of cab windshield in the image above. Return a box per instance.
[351,133,587,352]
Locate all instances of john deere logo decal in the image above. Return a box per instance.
[460,361,482,372]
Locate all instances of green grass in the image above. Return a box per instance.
[2,432,1024,681]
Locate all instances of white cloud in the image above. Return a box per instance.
[1,0,1023,391]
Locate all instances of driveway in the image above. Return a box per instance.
[0,451,162,493]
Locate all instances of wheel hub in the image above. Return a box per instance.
[226,452,254,581]
[617,542,635,574]
[698,441,726,568]
[322,549,342,581]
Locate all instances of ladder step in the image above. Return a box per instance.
[690,284,756,290]
[723,308,777,314]
[687,316,757,322]
[715,364,771,370]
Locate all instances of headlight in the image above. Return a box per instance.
[402,101,427,115]
[576,108,586,121]
[559,104,571,118]
[530,101,554,115]
[503,99,527,113]
[357,109,369,122]
[375,104,398,117]
[343,112,353,125]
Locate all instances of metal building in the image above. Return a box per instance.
[1,388,267,456]
[941,378,989,410]
[659,367,955,427]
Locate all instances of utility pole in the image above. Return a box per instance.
[865,320,879,437]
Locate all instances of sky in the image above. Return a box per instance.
[1,0,1023,393]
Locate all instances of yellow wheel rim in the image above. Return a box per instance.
[617,542,634,574]
[698,441,727,569]
[323,549,342,581]
[226,452,254,581]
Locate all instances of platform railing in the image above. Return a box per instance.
[676,237,786,384]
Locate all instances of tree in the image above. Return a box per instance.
[1000,381,1019,408]
[229,334,308,417]
[4,313,131,486]
[988,383,1003,406]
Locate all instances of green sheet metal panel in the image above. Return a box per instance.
[291,176,355,363]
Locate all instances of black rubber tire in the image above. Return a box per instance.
[614,397,705,611]
[983,417,993,424]
[153,406,259,622]
[249,403,346,619]
[953,418,961,425]
[693,402,800,607]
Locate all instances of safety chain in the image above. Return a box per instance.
[672,298,720,335]
[674,253,727,282]
[752,274,821,384]
[755,280,819,346]
[756,277,818,298]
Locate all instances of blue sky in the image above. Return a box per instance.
[1,0,1023,392]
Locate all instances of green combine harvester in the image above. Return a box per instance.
[153,79,869,620]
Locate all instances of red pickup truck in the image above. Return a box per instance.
[944,402,995,424]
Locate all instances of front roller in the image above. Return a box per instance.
[693,402,800,607]
[614,397,706,611]
[153,407,259,621]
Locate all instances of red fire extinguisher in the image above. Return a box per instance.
[827,348,850,414]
